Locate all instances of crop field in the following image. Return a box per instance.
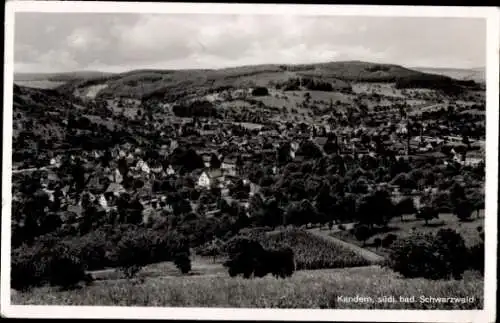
[12,265,483,309]
[248,229,372,270]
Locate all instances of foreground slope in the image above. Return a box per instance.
[12,265,482,309]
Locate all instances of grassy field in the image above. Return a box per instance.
[12,265,483,309]
[331,212,484,257]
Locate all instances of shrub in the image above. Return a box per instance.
[11,237,90,291]
[468,228,484,275]
[112,229,152,278]
[338,224,346,231]
[11,244,50,291]
[223,236,295,279]
[173,252,192,274]
[454,200,474,221]
[353,224,373,245]
[388,229,468,280]
[48,243,90,289]
[252,87,269,96]
[381,233,398,248]
[373,238,382,248]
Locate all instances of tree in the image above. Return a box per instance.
[210,153,221,169]
[388,229,468,280]
[454,199,474,221]
[417,205,439,225]
[173,252,192,274]
[170,147,205,173]
[71,159,86,192]
[296,140,323,160]
[252,87,269,96]
[395,197,417,222]
[356,189,395,228]
[353,224,373,246]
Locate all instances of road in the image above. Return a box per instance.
[407,103,445,116]
[12,165,57,174]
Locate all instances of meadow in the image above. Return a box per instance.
[12,265,483,309]
[331,212,485,257]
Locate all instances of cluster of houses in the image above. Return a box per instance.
[13,83,486,226]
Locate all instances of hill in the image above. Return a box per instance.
[411,67,485,83]
[11,84,121,168]
[14,71,116,82]
[14,71,116,90]
[54,61,476,102]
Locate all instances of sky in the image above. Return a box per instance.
[13,13,487,74]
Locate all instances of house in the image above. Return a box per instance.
[197,169,224,189]
[135,159,150,174]
[105,182,126,197]
[166,164,176,175]
[202,154,212,168]
[113,168,123,184]
[98,194,109,211]
[463,156,483,167]
[221,157,237,176]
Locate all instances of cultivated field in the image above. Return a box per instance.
[259,229,372,269]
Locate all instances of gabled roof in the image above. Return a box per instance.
[204,169,223,179]
[313,137,328,147]
[106,182,126,194]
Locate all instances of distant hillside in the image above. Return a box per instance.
[14,71,116,82]
[54,61,477,102]
[14,71,116,90]
[411,67,485,83]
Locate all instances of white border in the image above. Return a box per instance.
[2,2,498,322]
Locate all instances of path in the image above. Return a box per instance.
[307,228,385,264]
[12,165,57,174]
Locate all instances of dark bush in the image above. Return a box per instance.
[223,236,295,278]
[373,238,382,248]
[338,224,346,231]
[11,238,90,291]
[252,87,269,96]
[353,224,373,245]
[48,243,89,289]
[468,242,484,275]
[173,252,192,274]
[381,233,398,248]
[388,229,468,280]
[468,228,484,275]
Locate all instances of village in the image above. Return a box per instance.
[12,82,485,233]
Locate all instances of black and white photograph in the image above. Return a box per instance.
[1,1,498,321]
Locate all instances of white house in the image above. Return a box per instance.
[166,164,176,175]
[98,194,109,211]
[113,168,123,184]
[136,159,150,174]
[197,169,224,189]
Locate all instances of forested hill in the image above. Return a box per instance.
[48,61,479,102]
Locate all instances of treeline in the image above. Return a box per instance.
[172,100,221,118]
[11,224,191,291]
[395,75,477,94]
[275,77,343,92]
